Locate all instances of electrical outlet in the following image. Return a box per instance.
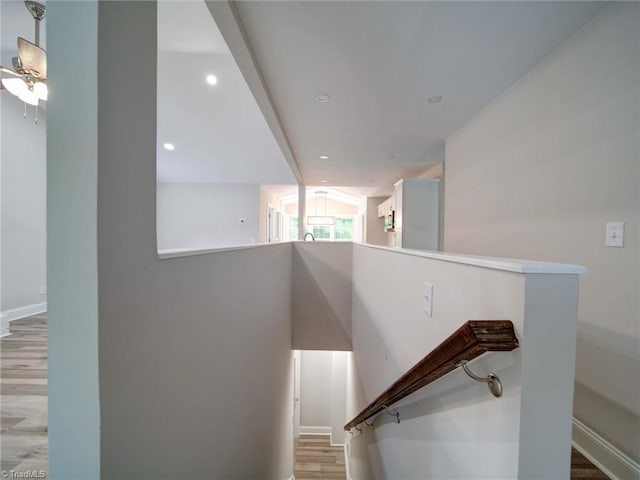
[423,282,433,317]
[39,285,47,295]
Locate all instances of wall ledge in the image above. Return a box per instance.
[357,243,587,274]
[159,240,587,275]
[158,241,291,260]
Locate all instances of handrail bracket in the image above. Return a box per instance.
[457,360,503,398]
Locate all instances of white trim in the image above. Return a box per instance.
[344,442,352,480]
[158,241,290,260]
[0,332,12,338]
[1,302,47,323]
[299,426,331,436]
[572,417,640,480]
[357,243,587,274]
[160,240,587,274]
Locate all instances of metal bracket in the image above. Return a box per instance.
[383,406,400,423]
[457,360,503,398]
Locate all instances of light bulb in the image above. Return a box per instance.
[2,78,39,105]
[18,88,39,106]
[33,81,47,101]
[2,77,28,97]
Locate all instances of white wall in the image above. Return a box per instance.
[286,197,359,216]
[444,3,639,464]
[299,350,349,446]
[157,182,260,250]
[1,0,47,333]
[329,351,348,446]
[347,244,581,479]
[300,350,333,427]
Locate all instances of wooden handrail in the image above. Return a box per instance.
[344,320,519,430]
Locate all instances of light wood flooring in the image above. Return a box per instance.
[295,434,346,480]
[1,315,48,475]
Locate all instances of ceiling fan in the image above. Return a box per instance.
[0,1,47,107]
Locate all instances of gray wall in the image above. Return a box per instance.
[1,61,47,327]
[364,196,387,246]
[292,242,353,351]
[48,2,295,478]
[97,4,294,478]
[157,182,260,250]
[444,3,639,462]
[47,1,101,477]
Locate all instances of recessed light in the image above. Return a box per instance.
[320,179,328,183]
[315,93,330,103]
[319,155,329,160]
[163,143,175,151]
[206,74,218,86]
[427,95,443,104]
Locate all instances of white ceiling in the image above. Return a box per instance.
[233,1,606,190]
[2,1,606,196]
[156,0,297,184]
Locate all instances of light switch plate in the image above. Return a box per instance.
[606,222,624,247]
[423,282,433,317]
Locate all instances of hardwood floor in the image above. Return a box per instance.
[1,315,48,475]
[295,434,346,480]
[571,447,609,480]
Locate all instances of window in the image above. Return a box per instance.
[305,215,354,241]
[311,225,331,240]
[290,216,299,240]
[335,217,353,240]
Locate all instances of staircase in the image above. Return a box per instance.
[294,435,346,480]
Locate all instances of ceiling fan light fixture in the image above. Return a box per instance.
[18,88,39,106]
[2,77,29,98]
[33,81,47,100]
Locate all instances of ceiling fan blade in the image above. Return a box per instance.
[0,65,23,77]
[17,37,46,80]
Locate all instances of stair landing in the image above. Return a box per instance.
[295,434,346,480]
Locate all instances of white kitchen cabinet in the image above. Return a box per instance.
[392,178,440,251]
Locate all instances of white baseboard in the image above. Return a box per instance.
[299,426,332,436]
[2,302,47,323]
[299,426,345,447]
[572,417,640,480]
[344,442,352,480]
